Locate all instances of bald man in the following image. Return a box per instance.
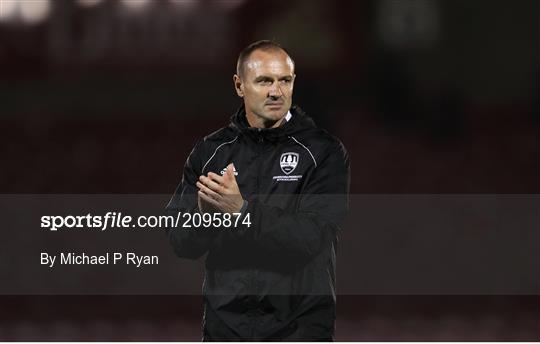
[166,40,350,341]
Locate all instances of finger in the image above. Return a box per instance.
[225,163,236,180]
[199,175,223,193]
[196,181,221,200]
[207,172,224,184]
[198,190,221,208]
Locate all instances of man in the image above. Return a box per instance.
[166,40,350,341]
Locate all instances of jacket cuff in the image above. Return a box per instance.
[239,199,249,215]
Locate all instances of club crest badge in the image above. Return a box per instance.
[280,152,299,175]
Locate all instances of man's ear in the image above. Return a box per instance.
[233,74,244,98]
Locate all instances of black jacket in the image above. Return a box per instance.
[166,105,350,341]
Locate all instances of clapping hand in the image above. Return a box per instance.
[197,163,244,214]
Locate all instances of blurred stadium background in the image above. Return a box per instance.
[1,0,539,340]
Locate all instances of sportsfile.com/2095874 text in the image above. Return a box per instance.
[40,212,252,231]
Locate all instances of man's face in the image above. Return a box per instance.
[234,49,295,128]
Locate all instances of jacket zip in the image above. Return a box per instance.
[248,133,265,338]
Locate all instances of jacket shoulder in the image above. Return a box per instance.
[293,127,348,165]
[184,126,237,172]
[202,126,238,144]
[193,126,238,156]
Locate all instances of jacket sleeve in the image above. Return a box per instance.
[165,140,215,260]
[239,140,350,260]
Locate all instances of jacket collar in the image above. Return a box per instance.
[229,104,315,143]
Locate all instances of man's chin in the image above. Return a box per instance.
[250,108,287,128]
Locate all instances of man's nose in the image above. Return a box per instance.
[268,83,283,98]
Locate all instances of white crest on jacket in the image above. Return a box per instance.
[280,152,299,175]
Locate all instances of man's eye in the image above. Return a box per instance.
[280,79,291,84]
[258,80,272,85]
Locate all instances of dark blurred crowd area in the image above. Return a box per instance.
[1,0,540,340]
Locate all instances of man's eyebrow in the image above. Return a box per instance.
[254,75,292,82]
[254,76,274,82]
